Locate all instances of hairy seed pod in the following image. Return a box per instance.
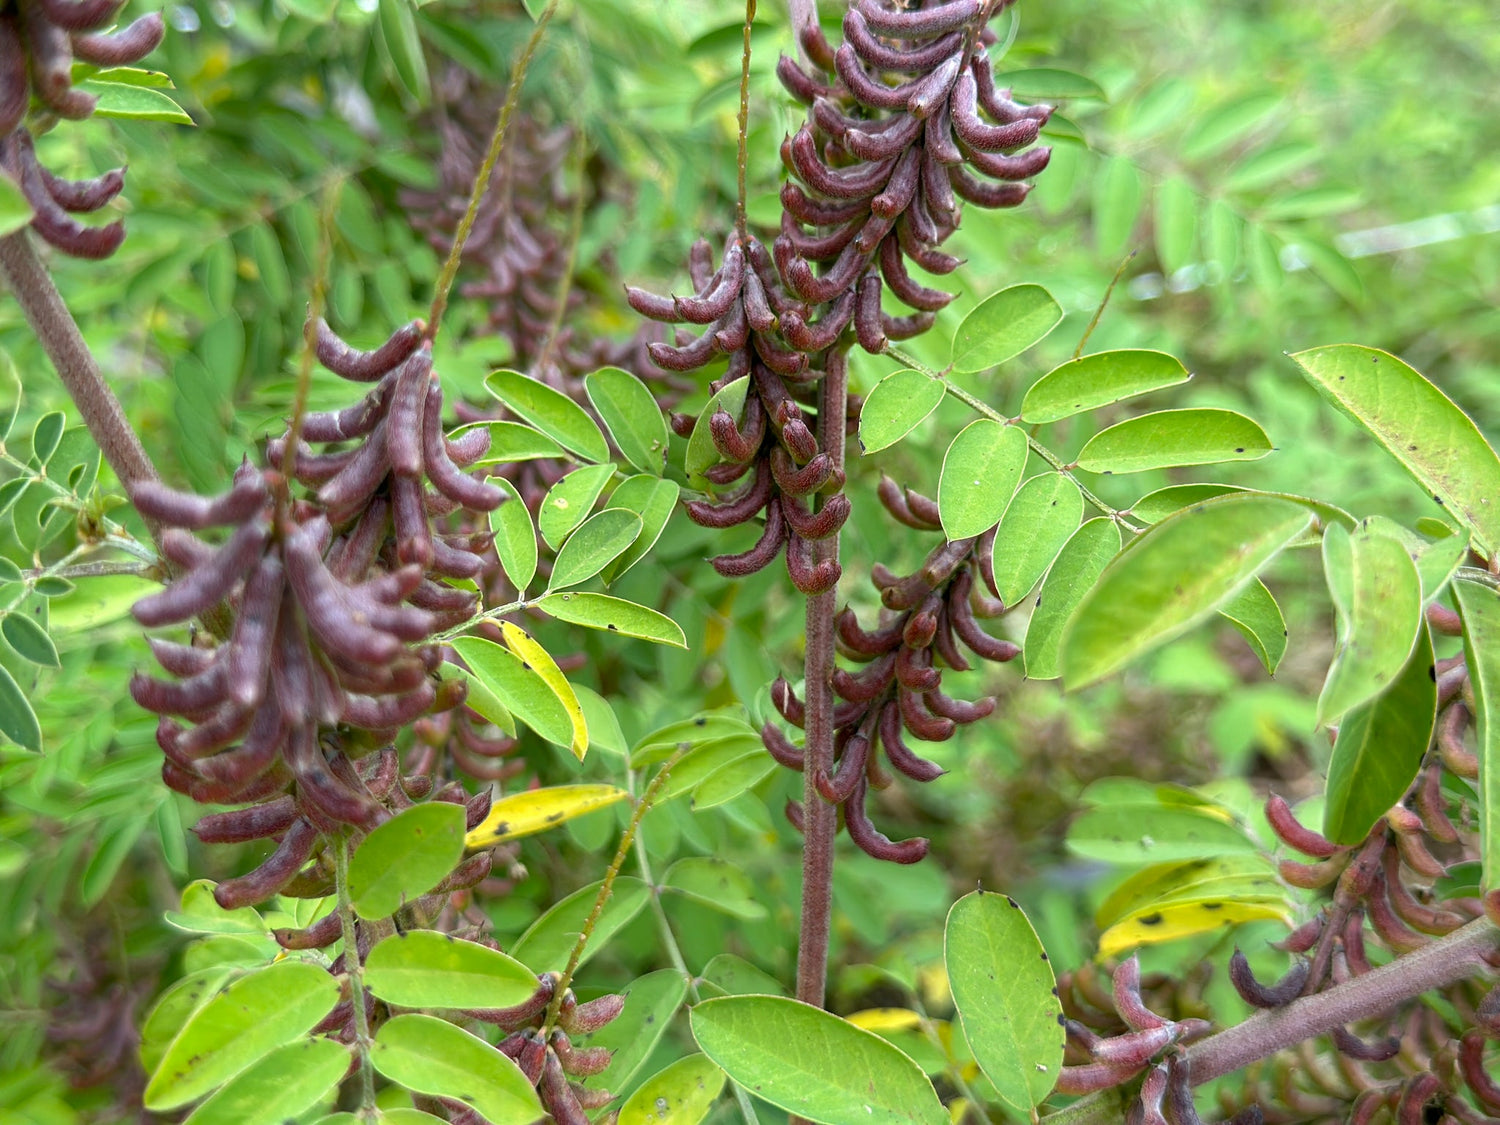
[133,515,270,627]
[313,318,425,381]
[285,725,383,828]
[1054,1059,1147,1097]
[880,701,944,782]
[539,1050,589,1125]
[843,9,962,71]
[549,1031,612,1078]
[895,645,940,692]
[1366,874,1428,953]
[815,732,868,804]
[781,492,851,541]
[845,773,928,863]
[688,458,775,530]
[1273,914,1325,954]
[1394,1074,1440,1125]
[195,704,283,785]
[1461,1031,1500,1114]
[71,11,164,64]
[0,18,26,136]
[557,993,625,1036]
[469,975,555,1029]
[1279,855,1346,890]
[878,475,941,530]
[897,686,955,742]
[771,677,806,728]
[192,797,298,844]
[213,819,317,910]
[923,688,994,724]
[273,909,345,950]
[1228,949,1309,1008]
[1112,957,1167,1032]
[130,663,228,718]
[422,381,503,509]
[785,531,840,595]
[711,503,787,579]
[39,162,125,212]
[1265,792,1341,858]
[949,573,1020,661]
[1330,1024,1401,1062]
[833,652,897,703]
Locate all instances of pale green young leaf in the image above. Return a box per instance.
[1217,578,1288,674]
[349,803,466,920]
[601,474,680,583]
[1067,804,1261,863]
[182,1038,350,1125]
[858,370,946,453]
[489,479,538,594]
[475,421,569,464]
[80,80,194,123]
[510,877,650,973]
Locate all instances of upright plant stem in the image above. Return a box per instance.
[0,230,164,532]
[734,0,756,244]
[796,347,848,1010]
[334,833,377,1120]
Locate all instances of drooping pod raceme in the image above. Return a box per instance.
[0,0,164,257]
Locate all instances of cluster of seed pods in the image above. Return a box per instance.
[0,0,163,257]
[759,478,1019,861]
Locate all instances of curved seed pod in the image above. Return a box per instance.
[146,638,216,678]
[1330,1025,1401,1062]
[195,702,284,786]
[710,393,766,464]
[224,554,284,708]
[855,0,979,36]
[273,909,345,951]
[895,215,962,273]
[1426,602,1463,636]
[540,1051,589,1125]
[557,993,625,1036]
[675,242,744,323]
[39,163,125,212]
[192,797,298,844]
[842,9,962,71]
[878,475,940,531]
[834,44,929,111]
[895,645,940,692]
[1438,702,1478,778]
[781,492,850,541]
[172,699,257,759]
[923,98,965,167]
[920,147,960,226]
[1383,849,1464,934]
[342,681,437,729]
[971,49,1053,125]
[386,350,433,478]
[780,212,863,262]
[408,579,478,614]
[0,18,26,136]
[741,265,778,333]
[713,300,750,352]
[1392,825,1447,879]
[921,538,974,587]
[907,52,963,118]
[468,976,555,1029]
[391,474,434,568]
[832,651,897,702]
[846,115,924,163]
[550,1032,612,1078]
[836,606,905,659]
[445,425,491,466]
[282,520,403,665]
[961,140,1053,183]
[1228,949,1308,1008]
[1090,1025,1178,1068]
[906,488,943,527]
[429,535,487,579]
[950,166,1033,209]
[313,318,425,382]
[930,606,971,672]
[878,233,954,311]
[647,324,723,372]
[845,773,928,863]
[70,11,165,63]
[685,237,718,290]
[881,309,938,341]
[129,663,228,717]
[771,449,835,496]
[854,271,887,354]
[784,798,806,833]
[1278,855,1345,890]
[13,134,122,254]
[134,516,269,627]
[316,420,391,521]
[1366,874,1428,953]
[300,380,394,443]
[880,701,944,781]
[780,181,869,227]
[949,574,1020,661]
[1272,914,1324,954]
[874,565,931,613]
[1054,1060,1147,1096]
[688,458,774,529]
[1395,1074,1441,1125]
[897,686,954,741]
[421,383,503,510]
[431,851,493,895]
[705,459,753,487]
[268,440,357,486]
[625,285,682,322]
[213,819,317,910]
[286,726,383,828]
[776,53,838,105]
[923,688,994,724]
[712,502,787,579]
[1112,957,1168,1032]
[950,71,1045,152]
[813,730,866,803]
[782,241,872,304]
[162,758,289,806]
[771,677,806,727]
[785,531,840,595]
[1265,793,1341,859]
[37,0,123,30]
[1415,763,1459,844]
[785,127,898,199]
[1461,1032,1500,1114]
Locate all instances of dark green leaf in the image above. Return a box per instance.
[1,612,59,667]
[349,803,467,920]
[0,662,41,751]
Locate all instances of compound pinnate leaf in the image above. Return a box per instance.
[452,636,572,749]
[858,370,946,453]
[1062,494,1311,689]
[1218,578,1287,675]
[945,892,1063,1116]
[1323,624,1436,846]
[549,509,643,591]
[1291,345,1500,556]
[619,1055,725,1125]
[1316,523,1424,727]
[988,473,1083,605]
[364,931,538,1010]
[1075,408,1271,475]
[938,420,1027,541]
[370,1014,541,1125]
[510,877,650,973]
[1455,578,1500,889]
[1024,517,1121,681]
[950,284,1063,374]
[465,784,629,847]
[691,995,946,1125]
[489,479,538,593]
[143,960,340,1111]
[349,802,466,920]
[498,621,588,759]
[486,369,609,463]
[586,366,668,474]
[1021,349,1191,425]
[535,592,687,648]
[182,1037,350,1125]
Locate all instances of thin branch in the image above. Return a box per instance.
[734,0,757,244]
[283,178,343,483]
[334,832,378,1121]
[1073,250,1137,360]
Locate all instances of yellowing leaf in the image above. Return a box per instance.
[847,1009,925,1033]
[465,784,629,848]
[1097,899,1292,958]
[498,621,587,760]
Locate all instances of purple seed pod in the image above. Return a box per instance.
[1228,949,1309,1009]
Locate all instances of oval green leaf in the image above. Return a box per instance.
[1291,345,1500,556]
[364,931,538,1010]
[370,1014,542,1125]
[938,420,1027,541]
[1093,156,1143,260]
[859,370,946,453]
[1075,408,1272,475]
[143,960,340,1111]
[686,378,749,486]
[1217,578,1288,675]
[486,369,609,463]
[0,663,41,752]
[1455,578,1500,889]
[602,475,680,583]
[576,969,690,1097]
[376,0,430,104]
[475,421,568,464]
[1067,804,1261,864]
[663,857,767,921]
[182,1037,350,1125]
[535,592,687,648]
[1322,624,1437,845]
[620,1055,726,1125]
[945,892,1063,1116]
[510,877,650,974]
[1022,350,1191,425]
[79,80,194,123]
[691,995,946,1125]
[1024,517,1122,680]
[549,509,643,590]
[950,284,1063,374]
[349,802,467,921]
[538,464,616,550]
[586,366,669,474]
[2,610,59,667]
[1154,176,1198,274]
[453,636,573,749]
[489,479,538,594]
[988,473,1083,605]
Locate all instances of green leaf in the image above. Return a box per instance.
[1323,624,1437,845]
[1,612,58,667]
[654,734,765,803]
[690,995,946,1125]
[631,713,758,767]
[1153,176,1198,274]
[499,620,589,759]
[377,0,430,104]
[1362,516,1469,603]
[700,954,787,998]
[1061,494,1311,689]
[1290,345,1500,556]
[182,1038,350,1125]
[937,420,1027,540]
[1455,578,1500,889]
[601,475,680,583]
[32,411,65,464]
[1092,156,1143,259]
[535,592,687,648]
[475,421,569,463]
[79,80,194,123]
[1128,484,1355,535]
[1024,517,1121,680]
[574,685,627,756]
[1225,141,1319,191]
[663,857,767,921]
[619,1055,725,1125]
[549,509,643,590]
[858,370,946,453]
[586,366,668,474]
[1074,408,1272,474]
[1021,350,1191,425]
[143,960,340,1111]
[685,378,749,486]
[348,803,467,921]
[364,931,538,1010]
[248,222,289,306]
[1218,578,1288,675]
[489,479,538,593]
[1067,804,1261,863]
[690,752,777,810]
[992,68,1106,100]
[486,370,609,463]
[1316,523,1424,726]
[510,877,650,973]
[949,284,1063,373]
[0,174,33,237]
[163,880,267,937]
[945,892,1062,1116]
[370,1014,542,1125]
[1181,93,1280,161]
[139,968,237,1076]
[576,969,690,1096]
[988,473,1083,605]
[451,637,572,749]
[538,464,615,550]
[0,663,41,751]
